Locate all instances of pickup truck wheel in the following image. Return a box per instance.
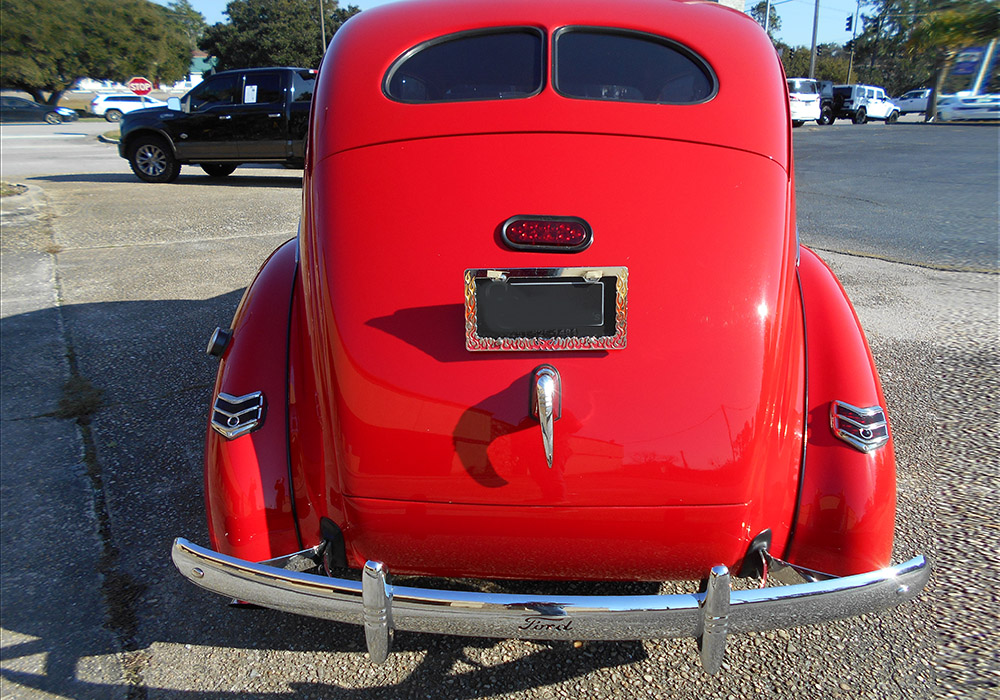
[817,106,834,125]
[129,136,180,183]
[201,164,238,178]
[853,108,867,124]
[105,109,123,122]
[792,120,804,128]
[44,112,61,124]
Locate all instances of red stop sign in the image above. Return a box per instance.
[126,77,153,96]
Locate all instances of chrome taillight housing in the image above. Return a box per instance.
[830,400,889,453]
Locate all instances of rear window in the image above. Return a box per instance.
[292,70,316,102]
[787,79,817,94]
[385,29,544,102]
[553,28,715,104]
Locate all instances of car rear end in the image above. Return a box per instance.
[787,78,821,123]
[295,0,799,582]
[89,95,108,116]
[174,0,928,672]
[832,84,859,118]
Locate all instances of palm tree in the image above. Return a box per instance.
[908,0,1000,120]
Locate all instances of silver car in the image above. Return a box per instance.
[895,89,930,115]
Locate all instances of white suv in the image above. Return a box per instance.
[831,84,900,124]
[90,94,167,122]
[786,78,821,127]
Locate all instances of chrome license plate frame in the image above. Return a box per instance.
[464,267,628,351]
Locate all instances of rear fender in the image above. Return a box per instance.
[785,247,895,575]
[205,239,301,561]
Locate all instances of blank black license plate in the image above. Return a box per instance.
[475,278,611,338]
[465,267,628,351]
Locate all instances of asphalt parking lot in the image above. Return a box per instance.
[0,121,997,699]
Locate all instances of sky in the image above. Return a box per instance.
[161,0,861,50]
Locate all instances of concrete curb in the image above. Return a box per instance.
[0,183,48,223]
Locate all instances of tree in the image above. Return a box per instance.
[908,0,1000,119]
[199,0,361,71]
[750,0,782,40]
[847,0,998,97]
[0,0,191,104]
[164,0,208,53]
[845,0,929,94]
[1,0,85,104]
[780,42,852,82]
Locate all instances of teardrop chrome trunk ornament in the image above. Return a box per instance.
[530,365,561,468]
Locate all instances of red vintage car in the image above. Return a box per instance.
[172,0,928,673]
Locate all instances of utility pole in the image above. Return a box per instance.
[808,0,821,78]
[866,10,886,83]
[846,0,859,83]
[319,0,327,51]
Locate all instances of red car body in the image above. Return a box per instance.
[174,0,927,672]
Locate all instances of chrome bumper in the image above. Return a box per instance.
[171,538,929,673]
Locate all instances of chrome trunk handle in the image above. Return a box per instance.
[530,365,561,468]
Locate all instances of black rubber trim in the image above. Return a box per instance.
[739,529,772,577]
[782,267,809,559]
[284,244,305,551]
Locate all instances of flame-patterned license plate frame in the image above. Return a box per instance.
[465,267,628,351]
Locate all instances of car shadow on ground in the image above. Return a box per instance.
[28,172,303,188]
[0,292,660,699]
[2,635,647,699]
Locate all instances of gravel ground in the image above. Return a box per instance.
[1,159,997,698]
[824,253,999,700]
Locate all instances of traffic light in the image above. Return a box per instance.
[846,15,853,32]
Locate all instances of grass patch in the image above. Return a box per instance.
[0,182,27,198]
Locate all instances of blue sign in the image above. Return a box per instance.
[952,47,984,75]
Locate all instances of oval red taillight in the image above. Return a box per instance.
[501,216,592,252]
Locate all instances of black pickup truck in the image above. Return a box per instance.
[119,67,316,182]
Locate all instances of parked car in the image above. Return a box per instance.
[0,96,78,124]
[171,0,929,674]
[831,84,900,123]
[786,78,821,126]
[937,93,1000,121]
[89,93,167,122]
[117,67,316,182]
[895,88,931,115]
[815,79,835,124]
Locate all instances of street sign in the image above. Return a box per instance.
[952,48,984,76]
[126,77,153,96]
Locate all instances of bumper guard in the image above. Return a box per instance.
[172,538,928,673]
